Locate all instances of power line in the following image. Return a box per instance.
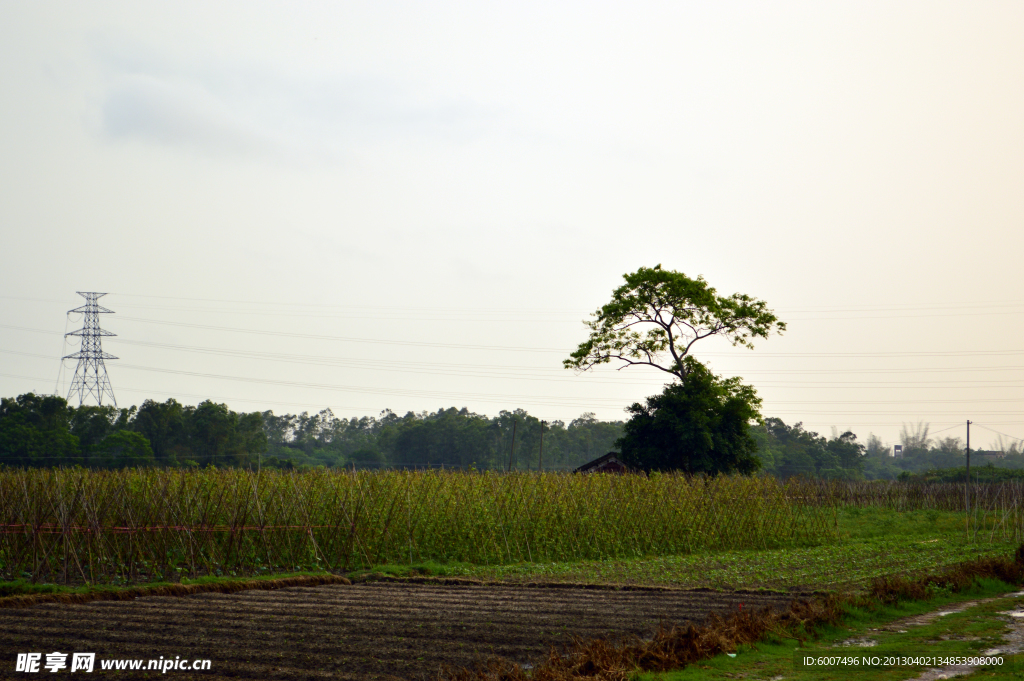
[117,316,570,353]
[12,347,1024,395]
[6,321,1024,360]
[973,424,1024,444]
[5,292,1024,320]
[105,338,1024,377]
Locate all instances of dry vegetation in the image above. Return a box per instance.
[0,469,836,584]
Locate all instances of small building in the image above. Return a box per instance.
[574,452,629,474]
[973,450,1004,464]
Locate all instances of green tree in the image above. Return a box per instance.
[96,430,155,468]
[565,265,785,381]
[0,394,79,467]
[189,401,266,467]
[566,266,782,474]
[615,358,762,475]
[132,399,188,466]
[755,418,867,479]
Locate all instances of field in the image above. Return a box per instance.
[437,506,1021,590]
[0,580,800,679]
[3,471,1024,679]
[0,469,836,584]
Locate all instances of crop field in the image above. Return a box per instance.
[0,469,836,585]
[3,472,1023,679]
[0,581,801,679]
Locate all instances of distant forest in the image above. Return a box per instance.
[1,393,1017,479]
[0,394,620,471]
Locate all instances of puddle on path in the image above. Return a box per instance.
[907,593,1024,680]
[834,636,878,648]
[880,599,998,631]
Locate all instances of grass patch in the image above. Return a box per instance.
[435,537,1014,591]
[347,560,464,580]
[640,578,1023,680]
[418,506,1017,590]
[0,569,341,601]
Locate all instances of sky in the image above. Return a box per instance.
[2,1,1023,451]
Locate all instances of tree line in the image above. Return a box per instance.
[2,392,1012,478]
[0,393,622,471]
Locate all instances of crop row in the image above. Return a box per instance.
[0,469,836,584]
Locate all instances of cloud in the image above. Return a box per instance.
[102,75,282,159]
[95,43,496,163]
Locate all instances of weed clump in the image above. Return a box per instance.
[868,542,1024,604]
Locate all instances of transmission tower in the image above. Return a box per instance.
[63,292,118,406]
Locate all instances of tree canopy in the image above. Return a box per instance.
[564,265,785,382]
[615,357,763,474]
[0,393,623,471]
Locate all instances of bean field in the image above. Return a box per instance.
[0,469,837,585]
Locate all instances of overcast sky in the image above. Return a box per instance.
[2,1,1023,450]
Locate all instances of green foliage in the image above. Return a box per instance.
[753,418,866,479]
[132,398,189,466]
[617,358,762,475]
[564,265,785,381]
[261,406,624,470]
[0,393,79,467]
[0,392,626,471]
[0,394,267,470]
[189,400,267,467]
[900,466,1024,483]
[0,469,836,584]
[443,506,1017,591]
[757,419,1024,481]
[639,581,1021,681]
[95,431,155,468]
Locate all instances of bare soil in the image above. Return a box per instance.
[0,582,801,680]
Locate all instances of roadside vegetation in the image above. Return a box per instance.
[640,588,1023,681]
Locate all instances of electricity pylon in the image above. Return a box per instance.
[63,292,118,406]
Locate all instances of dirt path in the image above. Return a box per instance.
[0,582,801,680]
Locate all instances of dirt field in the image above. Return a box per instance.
[0,581,802,680]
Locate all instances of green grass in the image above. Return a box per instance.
[387,507,1018,590]
[638,578,1024,680]
[346,560,462,580]
[0,570,336,600]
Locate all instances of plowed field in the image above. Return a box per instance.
[0,582,801,680]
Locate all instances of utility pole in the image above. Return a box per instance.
[63,292,118,406]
